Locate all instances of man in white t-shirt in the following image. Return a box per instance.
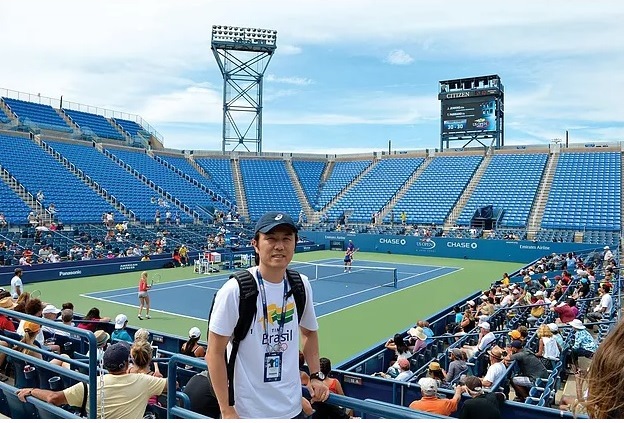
[10,268,23,299]
[587,285,613,323]
[463,322,496,359]
[207,211,329,419]
[603,246,614,264]
[482,346,507,388]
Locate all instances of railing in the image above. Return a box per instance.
[0,309,100,419]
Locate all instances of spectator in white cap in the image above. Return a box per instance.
[181,326,205,358]
[603,245,613,264]
[40,304,64,347]
[462,321,496,359]
[408,377,462,416]
[111,314,133,343]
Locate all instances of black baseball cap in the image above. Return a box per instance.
[254,212,298,234]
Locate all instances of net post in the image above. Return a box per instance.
[393,268,398,289]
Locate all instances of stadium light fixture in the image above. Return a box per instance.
[211,25,277,48]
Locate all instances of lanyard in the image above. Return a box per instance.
[256,270,289,352]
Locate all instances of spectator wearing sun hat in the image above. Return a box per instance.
[603,245,613,264]
[427,361,447,387]
[111,314,133,343]
[482,346,507,388]
[570,319,598,372]
[409,377,463,416]
[87,330,110,362]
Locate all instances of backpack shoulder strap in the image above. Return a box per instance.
[286,268,306,323]
[227,270,259,406]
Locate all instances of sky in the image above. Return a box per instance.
[1,0,623,154]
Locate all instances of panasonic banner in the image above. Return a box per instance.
[300,231,607,263]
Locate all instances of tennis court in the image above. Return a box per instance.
[81,258,462,320]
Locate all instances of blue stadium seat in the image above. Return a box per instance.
[63,109,125,141]
[2,97,72,132]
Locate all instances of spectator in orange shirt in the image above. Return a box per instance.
[409,377,463,416]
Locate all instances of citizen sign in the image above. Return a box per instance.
[380,238,407,245]
[447,241,478,249]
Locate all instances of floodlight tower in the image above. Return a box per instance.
[211,25,277,153]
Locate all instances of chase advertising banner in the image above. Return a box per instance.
[301,231,605,263]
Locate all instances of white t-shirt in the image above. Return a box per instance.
[596,293,613,315]
[542,336,560,360]
[10,275,23,299]
[483,361,506,386]
[209,266,318,419]
[477,332,496,351]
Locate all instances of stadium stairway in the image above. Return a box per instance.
[0,102,16,125]
[444,150,491,228]
[284,159,315,222]
[526,148,560,238]
[36,136,136,222]
[378,154,432,222]
[0,162,50,224]
[56,109,81,134]
[319,158,378,216]
[105,117,132,143]
[230,158,249,221]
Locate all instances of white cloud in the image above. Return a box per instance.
[278,44,303,55]
[384,49,414,65]
[265,74,314,86]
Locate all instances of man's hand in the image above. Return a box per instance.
[16,389,31,402]
[220,406,240,419]
[307,378,330,403]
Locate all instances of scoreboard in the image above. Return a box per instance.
[442,97,497,134]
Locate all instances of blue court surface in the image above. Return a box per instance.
[81,259,461,321]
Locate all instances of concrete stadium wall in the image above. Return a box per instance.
[300,231,609,263]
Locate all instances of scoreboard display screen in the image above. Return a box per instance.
[442,97,497,134]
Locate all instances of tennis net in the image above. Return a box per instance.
[289,261,398,289]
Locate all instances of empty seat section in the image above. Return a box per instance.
[2,98,71,132]
[108,148,223,220]
[292,160,326,205]
[394,155,482,225]
[0,179,31,225]
[457,153,548,227]
[541,152,621,231]
[111,117,146,138]
[328,157,424,223]
[46,140,170,223]
[316,160,372,210]
[240,159,300,221]
[195,158,236,202]
[62,109,124,140]
[0,135,120,223]
[156,155,234,205]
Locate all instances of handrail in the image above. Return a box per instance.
[166,354,207,419]
[0,309,99,418]
[0,383,80,418]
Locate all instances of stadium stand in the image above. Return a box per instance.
[457,153,548,227]
[393,155,482,225]
[44,140,178,223]
[1,98,72,133]
[541,151,621,231]
[156,155,235,206]
[111,117,146,138]
[0,179,31,226]
[0,134,123,223]
[316,160,372,210]
[0,107,11,124]
[240,158,301,221]
[194,157,237,203]
[292,160,326,205]
[106,147,226,221]
[328,157,424,223]
[62,109,125,141]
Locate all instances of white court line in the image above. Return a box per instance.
[95,280,215,299]
[79,294,207,321]
[317,267,464,318]
[313,266,450,307]
[86,274,228,296]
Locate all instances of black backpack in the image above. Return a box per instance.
[208,268,307,408]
